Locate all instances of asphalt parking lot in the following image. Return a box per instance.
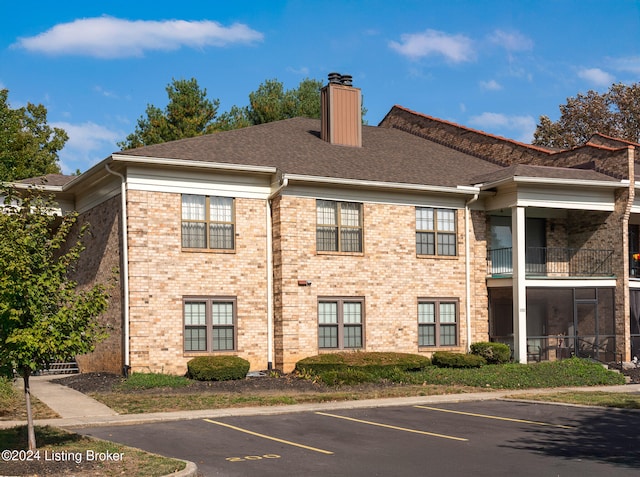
[79,400,640,476]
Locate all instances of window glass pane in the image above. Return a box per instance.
[182,195,205,220]
[319,302,338,324]
[210,224,234,249]
[185,302,206,325]
[340,203,361,227]
[440,303,456,323]
[341,229,362,252]
[317,227,338,251]
[419,324,435,346]
[440,324,456,345]
[418,303,435,323]
[213,327,234,351]
[437,209,455,232]
[437,233,456,256]
[319,325,338,348]
[184,327,206,351]
[416,208,434,231]
[344,325,362,348]
[416,232,435,255]
[212,302,234,325]
[317,200,337,225]
[210,197,233,223]
[343,302,362,324]
[182,222,206,248]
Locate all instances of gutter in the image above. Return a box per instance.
[104,164,131,374]
[266,173,289,370]
[110,154,277,175]
[465,193,479,352]
[284,173,481,195]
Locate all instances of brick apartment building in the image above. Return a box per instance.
[16,74,640,375]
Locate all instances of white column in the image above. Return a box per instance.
[512,206,527,363]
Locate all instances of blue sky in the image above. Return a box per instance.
[2,0,639,174]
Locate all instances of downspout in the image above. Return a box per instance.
[465,193,479,352]
[105,164,130,375]
[266,174,289,370]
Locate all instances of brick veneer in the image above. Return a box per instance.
[272,195,488,372]
[71,195,123,374]
[125,190,269,375]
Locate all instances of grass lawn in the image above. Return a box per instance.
[508,391,640,409]
[0,426,186,477]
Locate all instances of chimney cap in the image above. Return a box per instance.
[327,72,353,86]
[328,72,342,84]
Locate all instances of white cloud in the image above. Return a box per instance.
[468,112,536,143]
[93,85,119,99]
[488,29,534,51]
[479,79,503,91]
[610,56,640,75]
[14,16,264,58]
[389,29,474,63]
[578,68,615,86]
[286,66,310,75]
[52,121,121,173]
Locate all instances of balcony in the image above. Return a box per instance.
[488,247,614,277]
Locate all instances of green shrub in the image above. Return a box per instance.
[470,342,511,364]
[432,351,486,368]
[317,368,375,386]
[295,352,431,375]
[187,356,250,381]
[118,372,190,390]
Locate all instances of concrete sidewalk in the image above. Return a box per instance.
[2,374,639,430]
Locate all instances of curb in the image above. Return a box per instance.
[171,459,198,477]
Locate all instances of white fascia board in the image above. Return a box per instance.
[111,154,277,175]
[479,176,625,190]
[5,182,64,193]
[284,173,480,196]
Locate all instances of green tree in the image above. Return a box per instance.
[0,89,67,182]
[118,78,220,149]
[246,78,323,125]
[533,82,640,148]
[0,188,109,450]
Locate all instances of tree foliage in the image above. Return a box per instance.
[118,78,220,149]
[0,188,109,449]
[118,77,326,145]
[0,89,67,182]
[533,82,640,148]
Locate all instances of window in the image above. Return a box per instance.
[184,297,236,352]
[418,299,458,346]
[182,195,234,250]
[317,200,363,252]
[416,208,456,256]
[318,298,364,349]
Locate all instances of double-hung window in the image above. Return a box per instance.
[418,299,458,347]
[416,207,456,256]
[184,297,236,352]
[317,200,363,252]
[182,195,235,250]
[318,298,364,349]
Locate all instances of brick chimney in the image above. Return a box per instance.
[321,73,362,147]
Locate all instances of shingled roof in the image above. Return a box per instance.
[469,163,620,186]
[118,117,503,188]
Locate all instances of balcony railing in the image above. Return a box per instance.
[488,247,614,277]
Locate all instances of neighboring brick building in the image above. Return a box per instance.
[18,74,640,374]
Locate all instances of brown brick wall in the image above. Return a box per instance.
[272,196,488,372]
[71,195,123,374]
[126,190,269,375]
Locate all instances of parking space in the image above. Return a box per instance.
[79,400,640,476]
